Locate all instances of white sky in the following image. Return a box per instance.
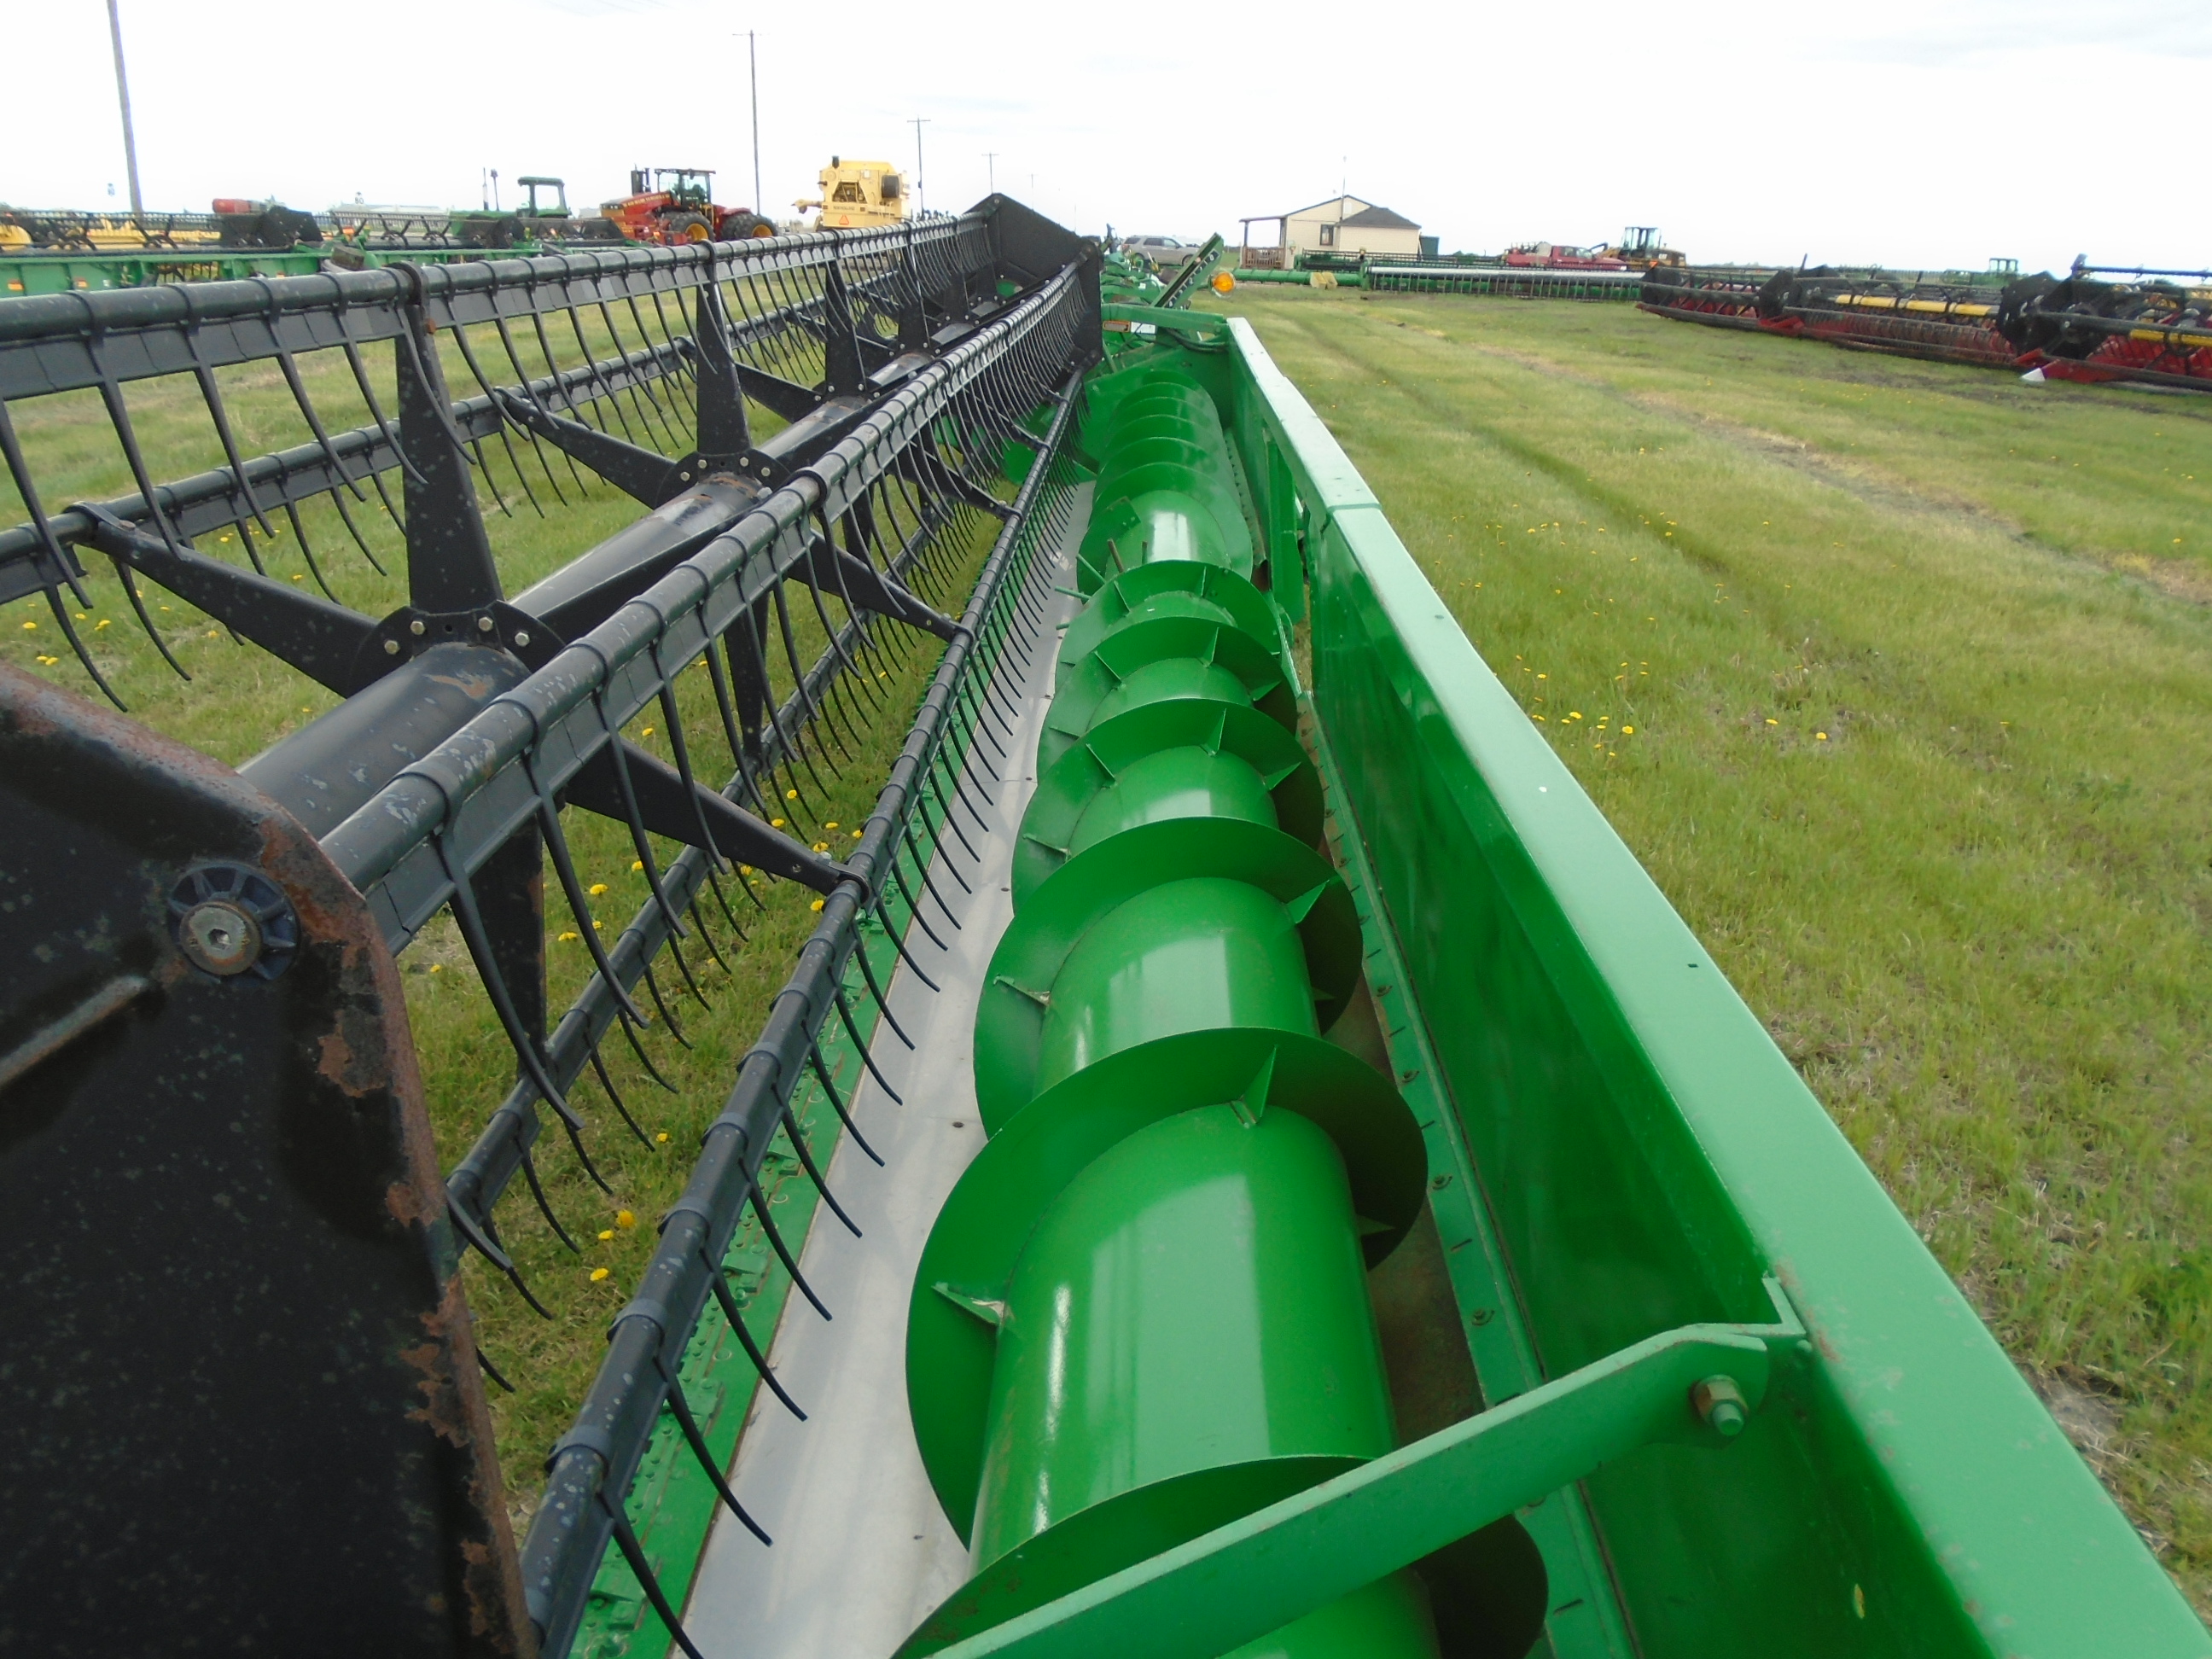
[8,0,2208,276]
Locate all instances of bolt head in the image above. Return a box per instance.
[409,618,426,636]
[1691,1375,1749,1438]
[476,614,494,632]
[179,899,263,976]
[383,638,400,655]
[514,630,530,647]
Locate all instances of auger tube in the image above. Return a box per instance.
[902,357,1439,1656]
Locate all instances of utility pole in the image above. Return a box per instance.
[983,151,998,195]
[104,0,143,219]
[911,117,930,216]
[748,31,761,215]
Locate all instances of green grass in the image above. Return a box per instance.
[1201,284,2212,1615]
[0,329,987,1525]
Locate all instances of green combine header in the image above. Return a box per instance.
[0,196,2203,1657]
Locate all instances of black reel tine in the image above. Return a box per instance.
[704,1251,806,1420]
[655,1354,771,1545]
[602,1499,711,1659]
[833,985,903,1104]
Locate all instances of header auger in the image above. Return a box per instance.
[1,193,2206,1659]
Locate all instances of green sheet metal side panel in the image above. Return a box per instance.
[1220,318,2209,1659]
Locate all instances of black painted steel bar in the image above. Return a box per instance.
[519,369,1081,1659]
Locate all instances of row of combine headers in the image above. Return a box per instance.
[1,164,884,298]
[1643,259,2212,393]
[3,187,2209,1659]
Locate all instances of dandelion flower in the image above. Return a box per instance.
[825,821,839,830]
[95,619,111,631]
[616,1209,636,1228]
[597,1229,614,1242]
[558,930,579,941]
[592,920,604,930]
[1816,731,1829,741]
[656,1132,670,1144]
[589,1267,610,1283]
[18,621,32,632]
[1621,725,1634,735]
[430,963,444,974]
[851,830,862,839]
[810,898,825,911]
[1766,718,1778,726]
[786,788,798,800]
[588,882,608,896]
[641,726,655,737]
[771,818,785,828]
[632,859,644,872]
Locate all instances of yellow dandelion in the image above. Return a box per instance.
[786,788,798,800]
[429,963,443,974]
[739,864,752,876]
[1816,731,1829,741]
[597,1229,614,1242]
[631,859,644,872]
[810,899,824,911]
[640,726,655,737]
[825,821,839,830]
[558,930,579,941]
[34,654,56,665]
[95,619,111,631]
[1767,718,1778,725]
[591,920,604,930]
[616,1209,636,1228]
[1621,725,1634,735]
[589,1267,610,1283]
[655,1132,670,1144]
[852,830,862,839]
[771,817,785,828]
[588,882,609,896]
[18,621,33,631]
[291,573,305,582]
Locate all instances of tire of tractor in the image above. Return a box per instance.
[719,212,775,241]
[662,212,713,244]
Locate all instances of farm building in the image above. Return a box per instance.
[1239,194,1424,268]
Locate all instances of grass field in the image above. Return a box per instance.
[1200,284,2212,1613]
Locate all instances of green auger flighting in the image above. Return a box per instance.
[901,352,1458,1656]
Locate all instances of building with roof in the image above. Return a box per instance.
[1238,195,1424,268]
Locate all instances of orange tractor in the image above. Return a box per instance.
[598,168,775,245]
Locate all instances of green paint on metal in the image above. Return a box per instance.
[918,1290,1807,1659]
[969,818,1366,1129]
[969,1105,1397,1563]
[1013,700,1320,905]
[1294,644,1633,1659]
[908,341,1441,1659]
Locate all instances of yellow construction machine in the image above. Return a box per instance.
[795,157,908,230]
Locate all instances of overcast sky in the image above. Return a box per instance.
[9,0,2208,275]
